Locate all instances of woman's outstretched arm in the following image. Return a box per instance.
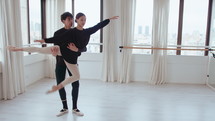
[87,16,119,35]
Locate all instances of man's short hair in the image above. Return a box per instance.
[61,12,73,21]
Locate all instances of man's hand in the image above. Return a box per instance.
[34,39,45,43]
[67,43,78,52]
[109,16,119,20]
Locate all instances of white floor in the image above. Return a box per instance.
[1,78,215,121]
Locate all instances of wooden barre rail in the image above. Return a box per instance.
[119,46,215,51]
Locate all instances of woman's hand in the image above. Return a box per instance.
[109,16,119,20]
[67,43,78,52]
[34,39,45,43]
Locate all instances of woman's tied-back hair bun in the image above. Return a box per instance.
[75,12,85,23]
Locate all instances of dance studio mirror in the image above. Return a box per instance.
[207,1,215,90]
[207,54,215,90]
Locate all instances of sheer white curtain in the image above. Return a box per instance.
[118,0,136,83]
[46,0,65,78]
[46,0,65,37]
[0,0,25,100]
[149,0,169,85]
[102,0,120,82]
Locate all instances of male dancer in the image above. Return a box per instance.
[54,12,84,116]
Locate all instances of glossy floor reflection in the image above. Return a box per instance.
[1,78,215,121]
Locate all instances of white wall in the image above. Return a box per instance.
[130,55,208,84]
[78,54,209,84]
[78,53,103,80]
[0,54,47,99]
[0,61,2,98]
[167,56,208,84]
[0,72,2,99]
[23,54,47,86]
[0,53,209,90]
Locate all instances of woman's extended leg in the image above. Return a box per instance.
[7,45,61,56]
[47,61,80,93]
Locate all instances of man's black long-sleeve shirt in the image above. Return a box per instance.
[45,19,110,64]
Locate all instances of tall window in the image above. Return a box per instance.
[65,0,72,12]
[20,0,29,56]
[210,0,215,47]
[133,0,153,54]
[74,0,101,53]
[29,0,42,43]
[181,0,209,56]
[20,0,28,46]
[167,0,180,55]
[134,0,211,56]
[21,0,43,55]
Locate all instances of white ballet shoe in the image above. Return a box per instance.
[56,109,68,117]
[72,109,84,116]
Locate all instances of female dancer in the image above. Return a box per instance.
[8,13,119,93]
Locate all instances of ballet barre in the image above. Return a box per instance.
[119,46,215,51]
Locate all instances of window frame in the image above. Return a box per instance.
[176,0,213,56]
[133,0,154,55]
[26,0,103,53]
[133,0,213,56]
[26,0,46,55]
